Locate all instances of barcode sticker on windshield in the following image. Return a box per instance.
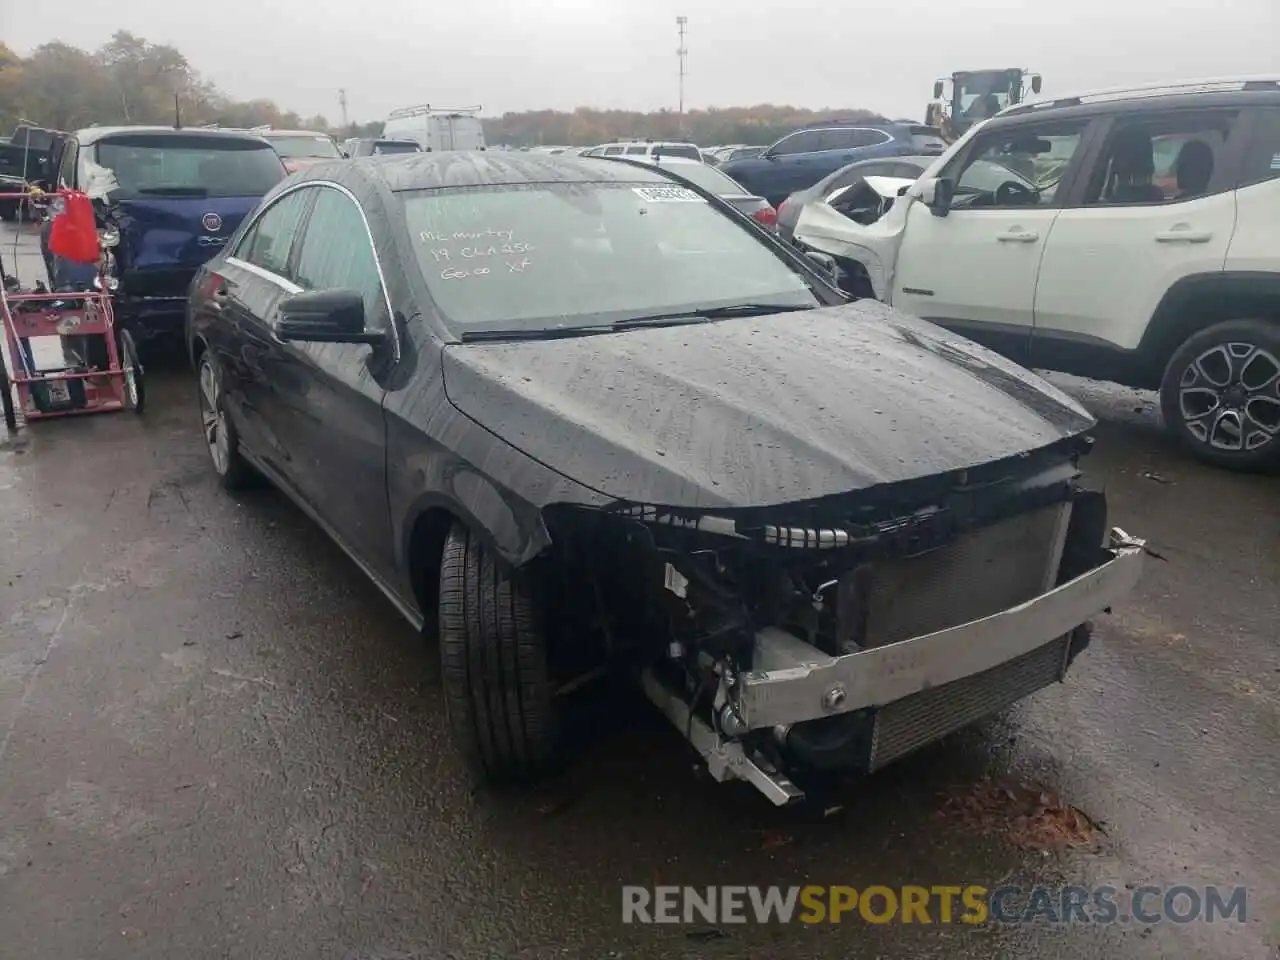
[632,186,704,203]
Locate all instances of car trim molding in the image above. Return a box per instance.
[225,255,303,294]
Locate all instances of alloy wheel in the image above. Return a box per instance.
[199,360,229,473]
[1178,341,1280,452]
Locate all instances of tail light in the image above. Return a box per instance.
[752,205,778,229]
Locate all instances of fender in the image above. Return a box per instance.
[1138,271,1280,377]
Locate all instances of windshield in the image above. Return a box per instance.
[402,181,817,336]
[266,135,342,159]
[956,75,1015,121]
[650,162,748,196]
[88,135,286,199]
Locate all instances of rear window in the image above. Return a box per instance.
[265,135,342,160]
[625,146,648,155]
[85,135,287,199]
[373,141,420,155]
[656,162,749,197]
[652,144,702,161]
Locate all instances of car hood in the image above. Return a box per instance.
[441,301,1095,509]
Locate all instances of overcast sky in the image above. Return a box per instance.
[4,0,1277,123]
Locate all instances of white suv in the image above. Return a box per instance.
[582,140,705,162]
[794,76,1280,470]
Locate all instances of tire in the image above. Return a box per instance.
[197,351,256,490]
[438,523,558,784]
[0,359,15,432]
[1160,319,1280,471]
[119,329,145,414]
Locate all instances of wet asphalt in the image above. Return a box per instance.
[0,221,1278,960]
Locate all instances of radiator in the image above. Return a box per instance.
[845,502,1072,649]
[868,634,1070,771]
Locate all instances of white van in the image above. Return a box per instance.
[381,105,486,152]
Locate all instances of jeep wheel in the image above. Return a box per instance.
[1160,319,1280,471]
[438,523,559,784]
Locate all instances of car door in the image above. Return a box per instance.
[1030,107,1244,360]
[265,183,398,578]
[889,117,1095,359]
[217,187,315,473]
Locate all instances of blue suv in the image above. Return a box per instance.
[41,126,288,340]
[719,120,946,207]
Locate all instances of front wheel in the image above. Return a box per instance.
[438,523,559,784]
[1160,319,1280,471]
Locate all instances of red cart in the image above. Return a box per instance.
[0,189,144,431]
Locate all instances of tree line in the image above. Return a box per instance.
[0,32,884,148]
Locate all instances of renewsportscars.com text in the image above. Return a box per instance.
[621,885,1248,925]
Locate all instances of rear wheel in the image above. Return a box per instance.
[1160,319,1280,471]
[0,356,16,431]
[197,352,256,490]
[119,329,145,414]
[438,523,559,784]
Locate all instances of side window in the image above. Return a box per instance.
[1239,108,1280,188]
[624,146,647,155]
[945,121,1089,209]
[292,187,386,329]
[234,189,311,278]
[602,146,624,156]
[821,129,890,151]
[890,162,927,180]
[1083,110,1239,205]
[771,131,823,156]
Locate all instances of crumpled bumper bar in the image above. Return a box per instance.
[641,528,1145,805]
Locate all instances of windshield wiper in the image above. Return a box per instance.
[458,303,818,343]
[459,326,615,343]
[613,302,816,329]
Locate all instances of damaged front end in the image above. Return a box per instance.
[543,439,1144,805]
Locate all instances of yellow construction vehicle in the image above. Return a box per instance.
[925,69,1043,143]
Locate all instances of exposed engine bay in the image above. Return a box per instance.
[543,438,1145,804]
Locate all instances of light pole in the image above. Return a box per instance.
[676,16,688,135]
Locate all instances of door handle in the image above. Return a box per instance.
[1155,228,1212,243]
[998,231,1039,243]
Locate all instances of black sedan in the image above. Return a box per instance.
[776,154,941,243]
[186,152,1132,803]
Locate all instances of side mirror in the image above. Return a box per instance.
[1030,74,1042,95]
[915,177,955,217]
[276,289,384,345]
[805,250,836,277]
[933,80,945,99]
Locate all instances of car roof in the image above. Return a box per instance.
[74,126,272,146]
[336,151,675,192]
[989,77,1280,129]
[259,129,332,138]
